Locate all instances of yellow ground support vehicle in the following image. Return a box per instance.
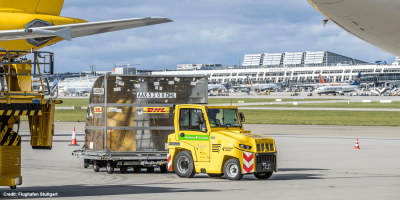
[167,105,277,180]
[0,50,60,189]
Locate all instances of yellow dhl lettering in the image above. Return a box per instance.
[143,107,170,113]
[94,107,102,113]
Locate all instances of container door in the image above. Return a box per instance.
[178,108,209,162]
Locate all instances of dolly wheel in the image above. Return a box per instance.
[160,165,168,173]
[84,159,90,168]
[120,166,128,173]
[107,161,114,174]
[10,186,17,189]
[134,165,142,173]
[254,172,273,179]
[147,167,155,173]
[93,161,100,172]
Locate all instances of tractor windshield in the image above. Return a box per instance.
[206,109,241,128]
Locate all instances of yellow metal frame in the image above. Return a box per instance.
[0,54,61,187]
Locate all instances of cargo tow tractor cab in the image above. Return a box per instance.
[167,105,277,180]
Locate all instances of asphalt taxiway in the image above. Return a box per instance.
[2,122,399,199]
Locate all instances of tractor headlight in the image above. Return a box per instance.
[239,144,252,150]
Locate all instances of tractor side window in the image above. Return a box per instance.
[179,109,203,131]
[179,109,190,130]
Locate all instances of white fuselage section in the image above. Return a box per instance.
[247,83,278,91]
[208,84,226,91]
[309,0,400,57]
[315,85,358,94]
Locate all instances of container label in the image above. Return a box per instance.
[137,92,176,98]
[179,134,209,141]
[93,88,104,95]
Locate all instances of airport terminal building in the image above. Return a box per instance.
[152,51,400,87]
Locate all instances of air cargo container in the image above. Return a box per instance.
[72,74,208,174]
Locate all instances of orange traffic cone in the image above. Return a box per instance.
[68,127,79,146]
[354,138,360,149]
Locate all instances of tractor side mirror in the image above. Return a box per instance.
[239,112,245,122]
[195,113,207,132]
[195,113,205,124]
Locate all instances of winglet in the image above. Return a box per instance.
[55,27,72,41]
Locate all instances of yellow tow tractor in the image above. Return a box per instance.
[167,105,277,180]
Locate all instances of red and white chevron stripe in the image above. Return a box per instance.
[243,152,254,174]
[167,154,172,171]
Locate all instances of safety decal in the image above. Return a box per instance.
[167,154,172,171]
[143,107,170,113]
[243,152,254,174]
[0,126,21,146]
[212,144,221,153]
[0,104,42,116]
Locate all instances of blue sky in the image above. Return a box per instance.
[46,0,394,72]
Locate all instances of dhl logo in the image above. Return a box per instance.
[143,107,170,113]
[94,107,102,113]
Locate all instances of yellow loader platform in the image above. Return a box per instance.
[0,50,61,189]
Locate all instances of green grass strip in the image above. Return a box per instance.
[244,102,400,109]
[208,98,344,104]
[55,98,89,108]
[240,110,400,126]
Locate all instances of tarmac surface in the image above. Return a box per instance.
[2,122,399,199]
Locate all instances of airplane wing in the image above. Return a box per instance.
[0,17,172,41]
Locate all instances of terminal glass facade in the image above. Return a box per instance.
[242,51,368,68]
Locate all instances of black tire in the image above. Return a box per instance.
[84,159,89,168]
[93,161,100,172]
[254,172,273,179]
[208,173,224,178]
[10,186,16,189]
[120,166,128,173]
[223,158,243,180]
[174,151,196,178]
[160,165,168,173]
[134,165,142,173]
[106,161,114,174]
[147,167,155,173]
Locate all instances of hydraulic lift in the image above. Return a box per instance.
[0,50,61,189]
